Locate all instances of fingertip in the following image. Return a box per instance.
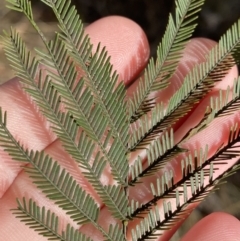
[182,37,238,90]
[158,37,238,104]
[181,37,217,68]
[85,16,150,85]
[173,37,218,82]
[181,212,240,241]
[215,64,239,90]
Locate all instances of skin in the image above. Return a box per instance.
[0,16,240,241]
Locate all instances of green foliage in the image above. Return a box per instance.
[1,0,240,240]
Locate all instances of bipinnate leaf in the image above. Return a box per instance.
[180,77,240,141]
[131,153,240,240]
[129,0,206,122]
[6,0,129,186]
[130,123,240,232]
[130,18,240,150]
[2,23,128,222]
[40,0,129,167]
[2,0,240,240]
[129,129,185,185]
[13,198,94,241]
[0,108,127,240]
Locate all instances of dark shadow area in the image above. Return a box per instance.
[33,0,240,55]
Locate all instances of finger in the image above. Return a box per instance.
[153,92,240,241]
[76,37,239,240]
[0,140,99,241]
[0,168,78,241]
[128,37,238,181]
[127,38,225,165]
[129,36,238,179]
[0,16,150,198]
[125,38,238,240]
[0,17,149,241]
[181,212,240,241]
[85,16,150,86]
[80,37,239,240]
[127,37,238,101]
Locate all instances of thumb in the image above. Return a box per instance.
[181,212,240,241]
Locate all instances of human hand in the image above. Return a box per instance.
[0,16,240,241]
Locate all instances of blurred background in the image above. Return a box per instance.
[1,0,240,80]
[0,0,240,240]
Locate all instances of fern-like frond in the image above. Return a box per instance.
[131,171,206,241]
[48,49,129,183]
[1,66,127,221]
[128,147,208,219]
[13,198,93,241]
[6,0,129,185]
[131,202,187,241]
[180,77,240,142]
[2,0,240,240]
[130,122,240,221]
[40,0,92,69]
[44,37,129,185]
[130,18,240,149]
[0,108,127,240]
[129,0,205,122]
[1,28,40,86]
[129,129,185,185]
[210,77,240,118]
[166,18,240,120]
[0,116,100,225]
[131,159,240,241]
[2,10,128,222]
[23,153,100,225]
[0,108,28,162]
[40,0,128,150]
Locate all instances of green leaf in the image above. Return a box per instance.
[40,0,129,176]
[13,198,94,241]
[129,0,206,122]
[24,153,100,225]
[1,28,128,220]
[130,18,240,149]
[2,0,240,240]
[129,128,186,185]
